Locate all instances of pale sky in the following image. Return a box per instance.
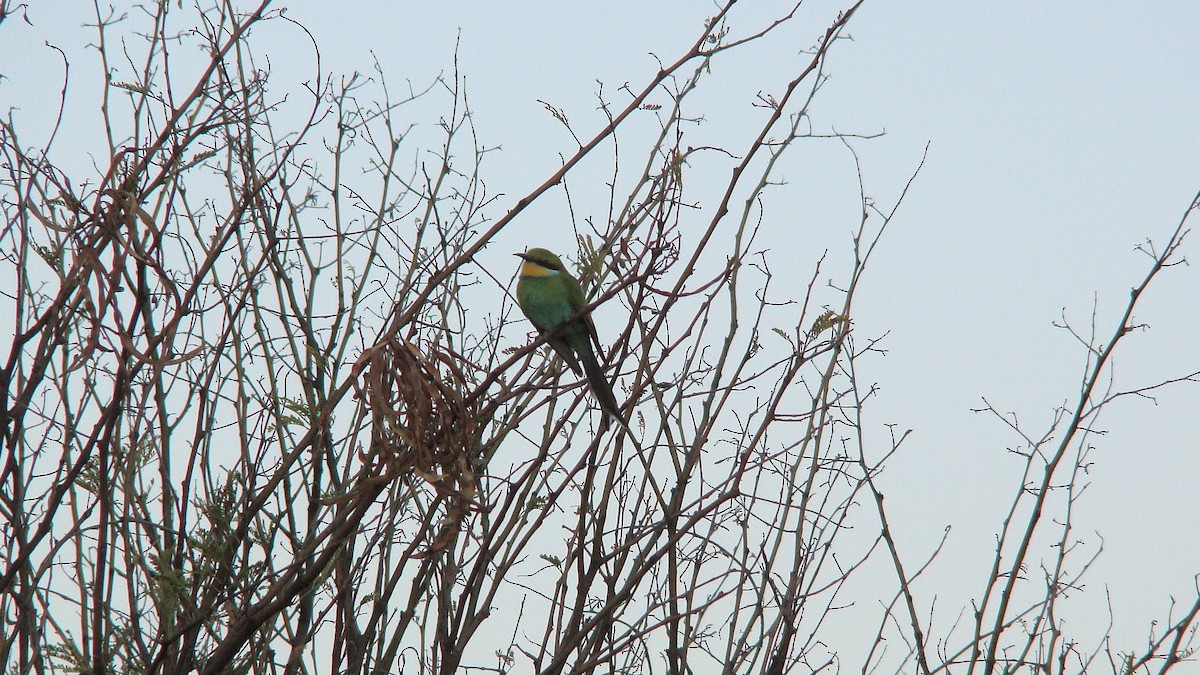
[280,3,1200,645]
[3,0,1197,669]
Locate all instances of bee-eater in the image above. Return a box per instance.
[515,247,624,427]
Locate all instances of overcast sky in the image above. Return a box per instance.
[3,0,1197,666]
[277,3,1200,644]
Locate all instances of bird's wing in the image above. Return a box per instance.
[584,313,605,356]
[563,271,587,312]
[548,335,583,375]
[563,273,607,357]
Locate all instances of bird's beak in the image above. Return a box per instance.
[514,252,531,261]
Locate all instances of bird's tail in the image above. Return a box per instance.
[575,338,626,431]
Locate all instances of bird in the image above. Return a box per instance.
[515,247,625,429]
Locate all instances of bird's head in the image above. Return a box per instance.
[515,247,565,277]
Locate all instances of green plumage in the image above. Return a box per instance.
[515,247,623,426]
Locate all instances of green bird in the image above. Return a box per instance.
[515,247,624,427]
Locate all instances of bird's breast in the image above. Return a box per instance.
[517,279,574,329]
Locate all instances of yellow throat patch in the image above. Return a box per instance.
[520,260,556,277]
